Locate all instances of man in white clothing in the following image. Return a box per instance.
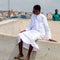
[14,5,56,60]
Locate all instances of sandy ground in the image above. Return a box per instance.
[0,19,60,60]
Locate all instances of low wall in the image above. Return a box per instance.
[0,35,17,60]
[0,19,30,36]
[0,19,60,60]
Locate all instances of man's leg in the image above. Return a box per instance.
[18,39,24,57]
[14,39,24,59]
[26,45,33,60]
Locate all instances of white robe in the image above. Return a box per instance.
[18,14,52,51]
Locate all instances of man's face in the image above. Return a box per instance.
[33,10,40,15]
[55,9,58,13]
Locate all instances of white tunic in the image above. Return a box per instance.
[18,13,52,51]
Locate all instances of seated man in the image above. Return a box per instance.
[53,9,60,21]
[15,5,56,60]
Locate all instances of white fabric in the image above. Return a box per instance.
[18,13,52,51]
[26,14,51,39]
[18,30,42,51]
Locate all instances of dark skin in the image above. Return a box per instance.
[14,9,57,60]
[18,40,33,60]
[55,9,58,14]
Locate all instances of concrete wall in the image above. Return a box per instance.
[0,19,60,60]
[0,35,17,60]
[0,19,30,36]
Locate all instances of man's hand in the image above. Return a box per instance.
[49,39,57,42]
[20,30,26,33]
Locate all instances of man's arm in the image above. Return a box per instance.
[43,16,57,42]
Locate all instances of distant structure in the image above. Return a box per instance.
[47,13,53,20]
[10,9,15,17]
[0,10,32,19]
[0,13,3,20]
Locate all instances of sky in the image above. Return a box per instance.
[0,0,60,14]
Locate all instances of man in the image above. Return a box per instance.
[15,5,56,60]
[53,9,60,21]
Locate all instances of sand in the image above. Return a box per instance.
[0,19,60,60]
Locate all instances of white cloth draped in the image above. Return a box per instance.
[18,14,52,51]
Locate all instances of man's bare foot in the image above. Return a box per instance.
[25,55,30,60]
[14,54,24,59]
[20,53,24,57]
